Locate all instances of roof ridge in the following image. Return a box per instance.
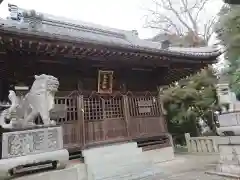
[8,4,138,41]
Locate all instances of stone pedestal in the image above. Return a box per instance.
[82,142,159,180]
[207,137,240,178]
[0,125,69,179]
[15,162,87,180]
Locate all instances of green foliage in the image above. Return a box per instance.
[162,67,220,137]
[215,4,240,96]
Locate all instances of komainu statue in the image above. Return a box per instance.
[0,74,59,128]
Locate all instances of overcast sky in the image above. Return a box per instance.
[0,0,223,39]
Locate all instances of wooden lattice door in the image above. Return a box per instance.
[83,94,128,144]
[54,95,84,149]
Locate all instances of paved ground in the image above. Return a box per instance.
[15,153,236,180]
[153,154,234,180]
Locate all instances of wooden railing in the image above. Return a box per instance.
[184,133,219,153]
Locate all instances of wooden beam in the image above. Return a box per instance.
[0,34,218,64]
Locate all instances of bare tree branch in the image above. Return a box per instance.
[164,0,193,32]
[144,0,215,45]
[180,0,198,34]
[204,16,217,42]
[144,9,183,35]
[194,0,209,22]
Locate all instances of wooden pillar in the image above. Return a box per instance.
[122,95,130,137]
[77,94,85,148]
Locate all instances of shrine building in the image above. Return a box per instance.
[0,4,221,158]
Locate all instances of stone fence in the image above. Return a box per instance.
[184,133,220,153]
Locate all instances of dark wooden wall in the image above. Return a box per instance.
[0,52,171,151]
[0,52,165,93]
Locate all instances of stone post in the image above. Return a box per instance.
[167,133,174,147]
[185,133,191,152]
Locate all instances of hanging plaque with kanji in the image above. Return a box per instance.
[97,70,113,94]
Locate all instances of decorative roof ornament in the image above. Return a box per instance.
[22,10,43,30]
[8,4,23,21]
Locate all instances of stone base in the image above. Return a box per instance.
[212,137,240,177]
[9,143,174,180]
[15,162,87,180]
[0,149,69,179]
[82,142,159,180]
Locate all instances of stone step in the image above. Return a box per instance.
[86,150,153,176]
[93,169,154,180]
[93,166,155,180]
[102,169,156,180]
[84,149,143,165]
[84,147,142,159]
[91,160,153,173]
[82,142,159,180]
[82,142,138,157]
[90,161,154,178]
[87,155,151,173]
[93,168,156,180]
[101,147,142,158]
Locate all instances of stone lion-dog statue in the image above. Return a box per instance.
[0,74,59,128]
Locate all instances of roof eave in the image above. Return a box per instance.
[0,25,221,62]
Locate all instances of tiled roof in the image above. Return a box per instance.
[0,4,222,58]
